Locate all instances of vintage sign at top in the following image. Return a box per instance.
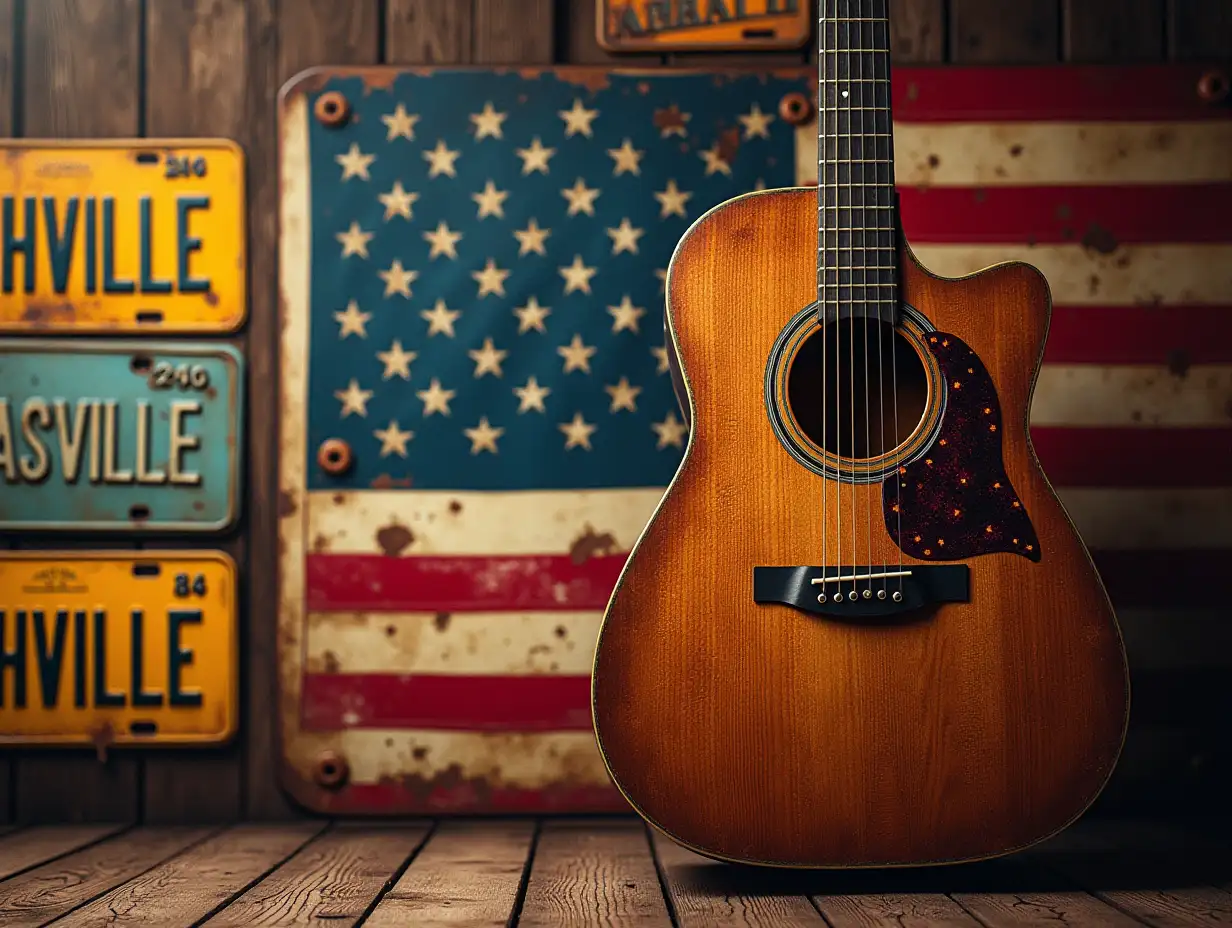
[598,0,808,51]
[0,140,246,334]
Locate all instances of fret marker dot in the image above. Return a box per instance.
[841,90,849,98]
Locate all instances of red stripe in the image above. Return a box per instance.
[302,673,592,731]
[892,65,1230,123]
[898,185,1232,245]
[1093,550,1224,608]
[1042,305,1232,365]
[305,552,625,612]
[309,549,1221,612]
[1031,428,1232,488]
[308,781,628,815]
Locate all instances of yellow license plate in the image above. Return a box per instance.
[0,140,245,333]
[0,551,237,746]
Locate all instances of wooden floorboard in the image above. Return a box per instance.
[56,824,326,927]
[651,830,826,927]
[364,819,535,927]
[199,824,430,927]
[517,819,673,927]
[0,825,125,882]
[0,827,214,927]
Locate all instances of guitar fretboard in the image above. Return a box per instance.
[817,0,899,320]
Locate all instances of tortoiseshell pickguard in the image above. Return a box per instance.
[882,331,1041,563]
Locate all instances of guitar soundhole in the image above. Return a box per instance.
[786,319,929,460]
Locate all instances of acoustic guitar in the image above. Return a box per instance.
[591,0,1130,868]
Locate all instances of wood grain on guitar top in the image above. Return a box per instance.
[590,187,1131,869]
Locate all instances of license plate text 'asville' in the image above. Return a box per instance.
[0,339,244,532]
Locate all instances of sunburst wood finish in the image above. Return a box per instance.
[591,187,1130,869]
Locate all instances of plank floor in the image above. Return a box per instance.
[0,817,1228,926]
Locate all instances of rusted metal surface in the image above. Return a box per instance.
[0,339,244,532]
[276,62,1232,816]
[313,91,351,127]
[276,65,811,815]
[596,0,810,52]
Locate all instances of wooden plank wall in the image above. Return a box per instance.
[0,0,1228,825]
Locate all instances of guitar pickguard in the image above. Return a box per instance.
[883,332,1041,563]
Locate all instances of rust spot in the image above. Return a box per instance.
[411,746,429,761]
[1147,128,1176,151]
[370,473,413,489]
[1008,144,1024,157]
[1167,349,1192,379]
[1055,204,1072,220]
[362,71,398,91]
[376,523,415,557]
[21,300,76,323]
[1081,222,1119,255]
[1087,274,1101,296]
[277,489,297,517]
[569,526,618,565]
[973,188,987,203]
[555,625,568,638]
[322,650,341,673]
[994,166,1007,178]
[434,612,451,632]
[385,624,396,637]
[204,385,217,400]
[716,126,741,164]
[553,67,609,92]
[529,644,551,655]
[192,500,204,511]
[906,81,920,101]
[1062,226,1074,240]
[1115,253,1131,268]
[397,763,495,805]
[332,493,344,504]
[447,499,463,514]
[204,289,219,307]
[1131,409,1143,423]
[927,154,940,169]
[653,104,689,135]
[88,721,115,763]
[312,533,330,554]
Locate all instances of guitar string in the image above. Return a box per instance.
[819,0,830,599]
[857,0,875,601]
[826,2,843,601]
[844,0,858,602]
[880,0,905,598]
[871,0,890,599]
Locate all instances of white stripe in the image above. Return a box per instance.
[306,611,601,676]
[1031,365,1232,427]
[285,729,613,791]
[307,488,664,557]
[796,121,1232,186]
[1116,609,1232,670]
[910,243,1232,306]
[1058,488,1232,550]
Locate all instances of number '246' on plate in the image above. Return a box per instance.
[0,552,237,746]
[0,140,246,333]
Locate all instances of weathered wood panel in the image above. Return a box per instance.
[950,0,1060,62]
[890,0,946,62]
[1168,0,1232,60]
[518,820,672,927]
[1064,0,1165,61]
[385,0,472,64]
[0,825,123,881]
[474,0,554,63]
[12,0,143,827]
[364,820,534,927]
[141,0,250,825]
[0,827,212,927]
[204,825,428,926]
[0,0,13,826]
[63,824,324,926]
[239,0,286,823]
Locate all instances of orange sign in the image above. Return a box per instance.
[598,0,810,52]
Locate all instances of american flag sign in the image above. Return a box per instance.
[279,65,1232,814]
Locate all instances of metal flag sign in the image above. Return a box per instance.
[597,0,810,52]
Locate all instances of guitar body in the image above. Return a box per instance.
[591,187,1130,869]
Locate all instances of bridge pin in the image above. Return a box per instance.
[892,591,903,602]
[848,590,858,602]
[862,589,872,599]
[877,589,886,600]
[817,592,827,603]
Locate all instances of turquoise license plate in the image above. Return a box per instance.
[0,339,244,532]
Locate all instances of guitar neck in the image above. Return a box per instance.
[817,0,899,323]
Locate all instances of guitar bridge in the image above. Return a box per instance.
[752,565,970,620]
